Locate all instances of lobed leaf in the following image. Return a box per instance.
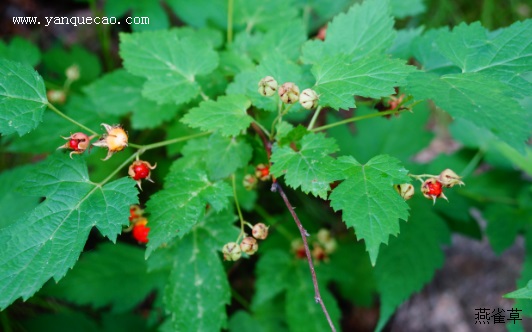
[0,59,47,136]
[0,154,138,309]
[329,154,410,265]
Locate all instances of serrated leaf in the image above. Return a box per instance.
[435,20,532,98]
[329,155,410,265]
[105,0,169,31]
[374,196,450,331]
[407,71,528,151]
[248,20,307,62]
[234,0,299,32]
[0,164,40,228]
[0,154,138,309]
[411,27,458,74]
[145,167,232,256]
[0,59,47,136]
[485,204,530,254]
[302,0,395,64]
[270,132,341,199]
[312,54,414,110]
[252,250,293,308]
[120,30,218,105]
[389,0,425,18]
[166,0,227,29]
[42,243,166,312]
[0,37,40,67]
[206,134,253,180]
[285,262,341,332]
[181,95,252,136]
[505,280,532,300]
[84,69,179,129]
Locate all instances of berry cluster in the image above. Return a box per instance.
[58,123,128,160]
[292,229,337,263]
[394,169,465,205]
[243,164,271,190]
[222,223,269,261]
[128,205,150,244]
[258,76,319,110]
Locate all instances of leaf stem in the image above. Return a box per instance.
[460,149,485,178]
[307,106,323,130]
[232,174,246,242]
[99,152,139,186]
[311,109,410,132]
[271,182,336,332]
[227,0,234,44]
[47,103,98,136]
[131,132,211,151]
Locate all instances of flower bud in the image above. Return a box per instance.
[299,88,319,109]
[243,174,257,190]
[278,82,300,104]
[252,223,269,240]
[240,237,258,255]
[65,64,80,81]
[92,123,128,160]
[394,183,415,200]
[421,178,448,205]
[47,90,66,104]
[258,76,278,97]
[255,164,270,181]
[57,132,94,158]
[222,242,242,261]
[438,169,464,188]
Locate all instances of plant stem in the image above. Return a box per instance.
[47,103,98,136]
[231,288,250,309]
[311,109,410,132]
[232,174,246,242]
[135,132,211,151]
[307,106,323,130]
[99,152,139,185]
[0,311,12,332]
[271,182,336,332]
[460,149,484,178]
[227,0,234,44]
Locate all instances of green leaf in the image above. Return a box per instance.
[145,167,232,256]
[42,45,101,86]
[302,0,396,64]
[0,164,40,228]
[0,37,40,67]
[120,29,219,105]
[22,312,99,332]
[505,280,532,299]
[0,59,47,136]
[374,196,450,331]
[389,0,425,18]
[234,0,299,32]
[166,0,227,29]
[42,243,166,312]
[84,69,179,129]
[181,95,253,136]
[312,54,414,110]
[105,0,169,31]
[435,21,532,98]
[0,154,138,309]
[206,134,253,180]
[270,132,341,199]
[285,262,341,332]
[407,71,529,152]
[229,311,266,332]
[388,27,424,60]
[329,155,410,265]
[252,250,293,308]
[248,20,307,62]
[411,27,458,74]
[156,211,236,331]
[485,204,530,254]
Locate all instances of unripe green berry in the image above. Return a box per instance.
[278,82,300,104]
[299,88,319,109]
[222,242,242,261]
[258,76,278,97]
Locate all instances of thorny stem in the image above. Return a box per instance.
[47,103,98,136]
[271,182,336,332]
[307,106,323,130]
[227,0,234,44]
[232,174,246,243]
[311,109,411,132]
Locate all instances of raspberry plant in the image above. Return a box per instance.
[1,0,531,331]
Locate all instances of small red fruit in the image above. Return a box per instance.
[255,164,270,181]
[57,132,94,158]
[69,139,79,150]
[129,205,143,222]
[132,224,150,243]
[128,160,157,189]
[421,178,448,205]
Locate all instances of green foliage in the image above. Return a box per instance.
[1,0,531,331]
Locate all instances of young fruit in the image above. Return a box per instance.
[47,90,66,104]
[421,178,448,205]
[299,88,319,110]
[222,242,242,261]
[128,160,157,189]
[132,223,150,243]
[278,82,300,104]
[258,76,278,97]
[57,132,94,158]
[92,123,128,160]
[240,237,258,255]
[394,183,415,200]
[438,169,465,188]
[255,164,270,181]
[129,205,144,222]
[252,223,269,240]
[243,174,258,190]
[65,64,80,82]
[316,229,337,254]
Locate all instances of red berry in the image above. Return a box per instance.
[426,180,442,196]
[69,139,79,150]
[132,163,150,180]
[132,224,150,243]
[421,178,448,205]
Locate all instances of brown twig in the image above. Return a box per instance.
[271,182,337,332]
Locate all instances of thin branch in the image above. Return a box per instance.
[307,106,323,130]
[311,109,410,132]
[47,103,98,136]
[271,182,337,332]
